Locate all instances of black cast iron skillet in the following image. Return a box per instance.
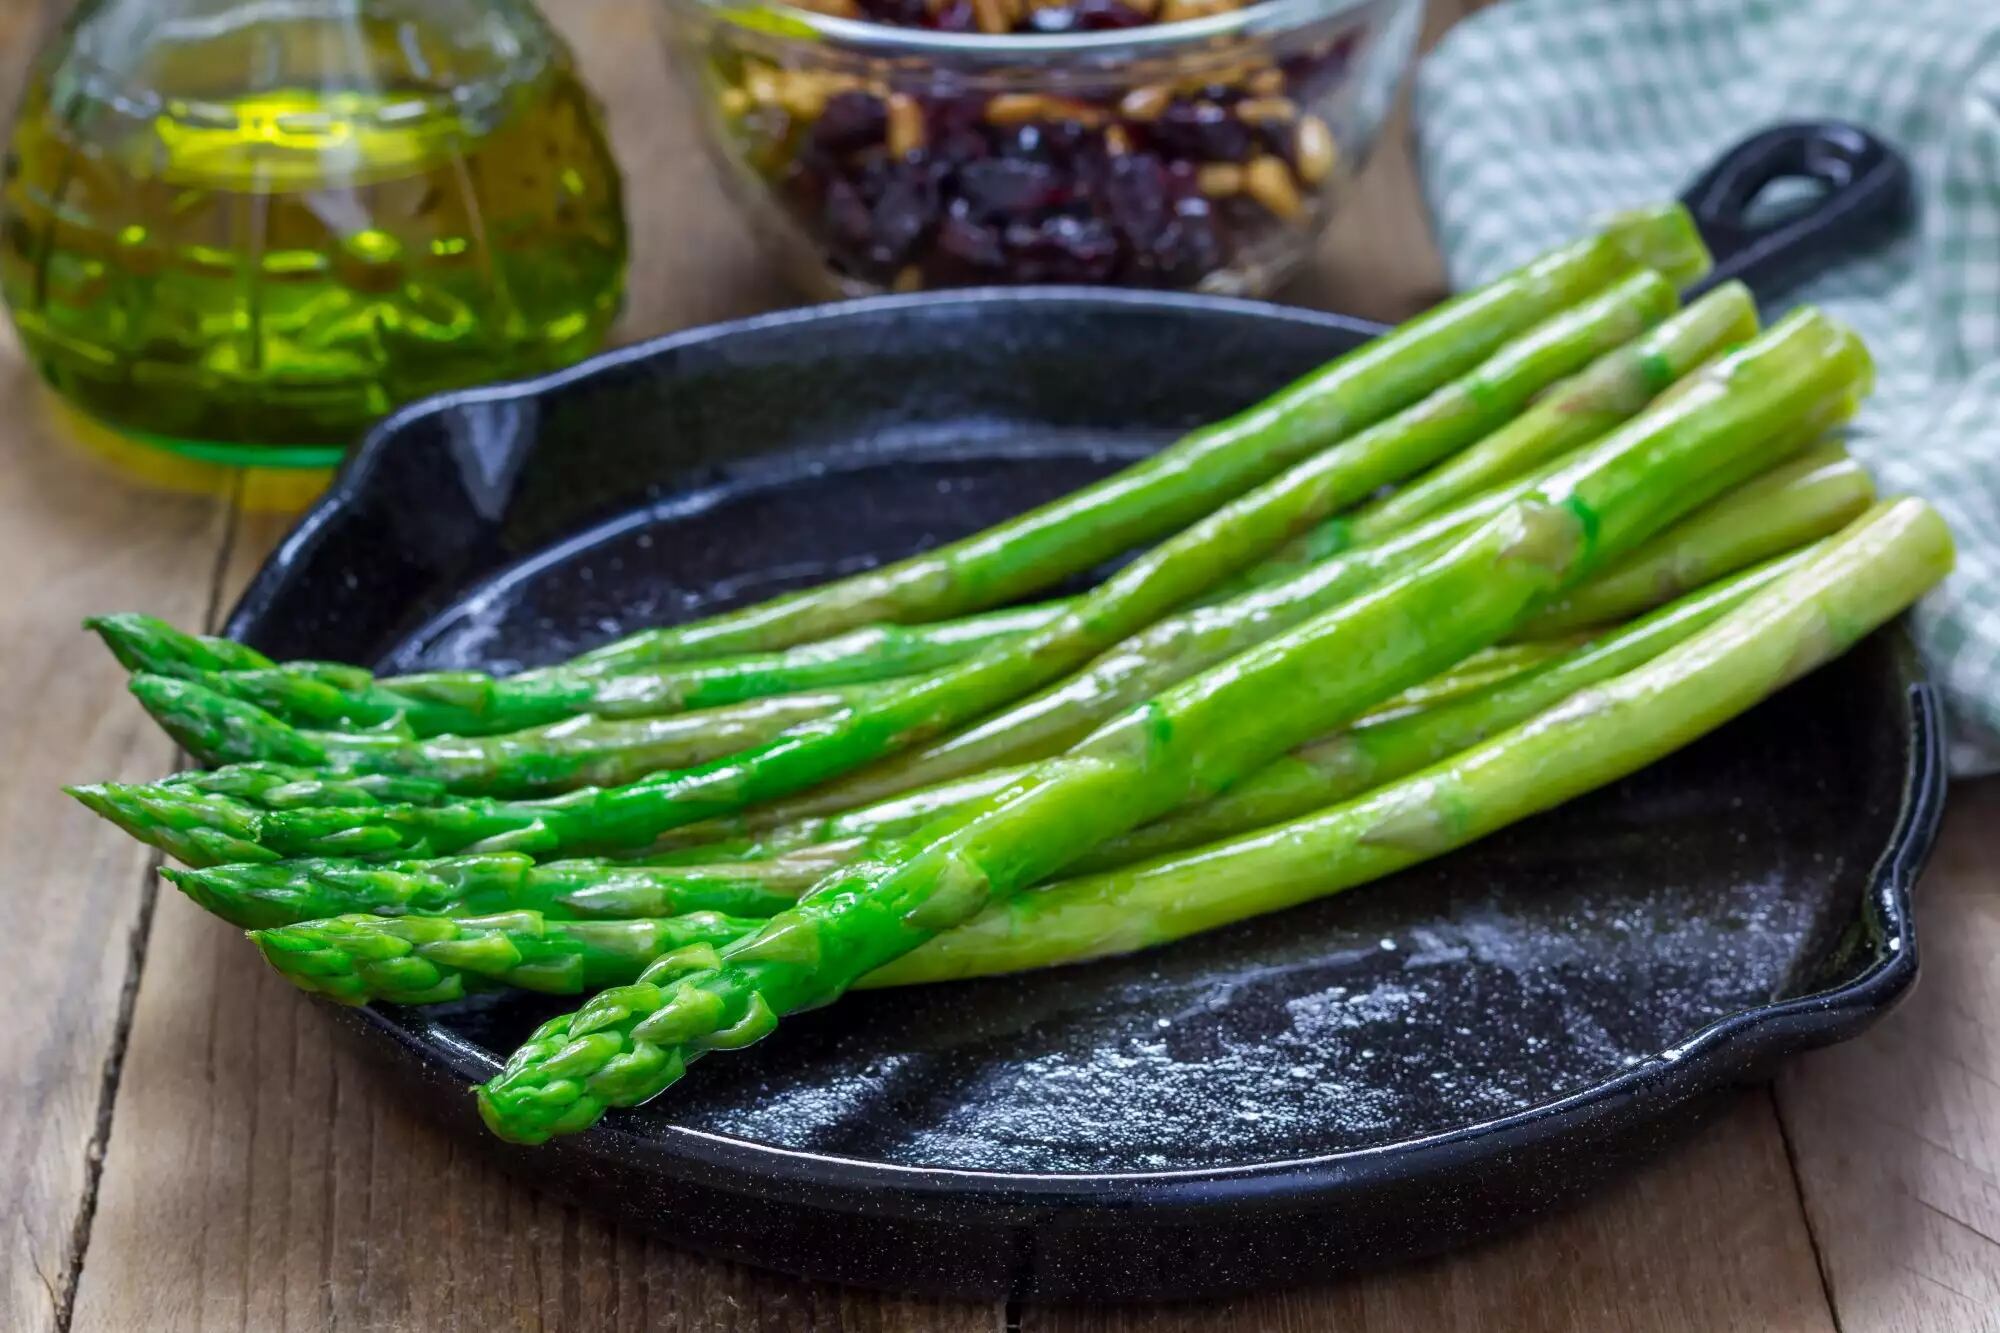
[223,123,1937,1300]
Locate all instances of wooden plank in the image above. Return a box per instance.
[0,9,242,1330]
[1021,1095,1837,1333]
[1776,779,2000,1333]
[0,364,238,1333]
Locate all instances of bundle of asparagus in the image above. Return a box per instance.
[67,203,1955,1147]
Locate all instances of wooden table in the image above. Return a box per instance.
[4,1,1995,1328]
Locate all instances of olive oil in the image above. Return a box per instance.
[0,2,627,460]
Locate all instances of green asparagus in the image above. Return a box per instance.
[251,498,1944,1013]
[864,497,1953,986]
[255,910,763,1006]
[167,850,820,929]
[1521,440,1873,633]
[102,605,1060,739]
[1232,281,1758,589]
[741,424,1848,826]
[135,678,885,792]
[473,309,1864,1142]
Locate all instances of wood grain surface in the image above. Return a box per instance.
[2,0,1993,1330]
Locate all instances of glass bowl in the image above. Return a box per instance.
[658,0,1423,297]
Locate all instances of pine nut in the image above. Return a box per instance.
[1247,67,1286,96]
[1245,154,1303,220]
[1235,97,1298,123]
[972,0,1010,34]
[1118,85,1172,121]
[1294,115,1338,186]
[986,93,1103,126]
[1197,162,1244,197]
[886,93,926,157]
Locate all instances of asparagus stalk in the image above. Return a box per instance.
[165,762,450,809]
[473,310,1863,1142]
[166,849,823,930]
[83,613,275,674]
[135,679,883,793]
[255,499,1945,1011]
[1520,441,1872,634]
[254,911,763,1006]
[246,552,1810,1005]
[676,638,1576,857]
[166,637,1583,937]
[865,497,1952,985]
[1068,546,1811,870]
[1232,281,1760,589]
[741,423,1842,826]
[101,605,1058,739]
[122,278,1683,866]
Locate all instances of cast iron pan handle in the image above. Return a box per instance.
[1680,121,1912,304]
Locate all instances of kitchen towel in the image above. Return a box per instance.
[1415,0,2000,772]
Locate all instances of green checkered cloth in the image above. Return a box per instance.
[1415,0,2000,773]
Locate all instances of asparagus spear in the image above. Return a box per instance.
[1229,281,1759,590]
[254,911,763,1006]
[865,497,1952,985]
[165,762,450,809]
[83,613,275,675]
[1520,441,1872,634]
[671,638,1576,857]
[740,424,1844,826]
[473,310,1863,1142]
[167,638,1583,939]
[166,849,818,929]
[259,499,1944,1012]
[135,678,883,793]
[1068,546,1811,870]
[100,605,1059,739]
[122,278,1684,865]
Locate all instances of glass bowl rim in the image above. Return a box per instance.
[660,0,1402,61]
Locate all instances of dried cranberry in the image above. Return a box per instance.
[1000,123,1050,161]
[1038,119,1092,161]
[1249,115,1297,162]
[867,159,945,263]
[813,92,888,155]
[958,158,1068,219]
[1153,206,1225,285]
[933,0,978,30]
[1076,0,1149,28]
[821,177,876,253]
[1043,216,1122,281]
[1100,152,1172,250]
[925,96,994,162]
[857,0,931,21]
[1152,100,1253,162]
[937,214,1006,270]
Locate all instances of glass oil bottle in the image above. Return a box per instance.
[0,0,628,463]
